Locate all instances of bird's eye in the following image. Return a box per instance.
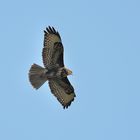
[63,69,67,74]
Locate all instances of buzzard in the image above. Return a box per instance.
[29,26,75,109]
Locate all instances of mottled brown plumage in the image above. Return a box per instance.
[29,26,75,109]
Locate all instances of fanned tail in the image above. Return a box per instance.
[29,63,48,89]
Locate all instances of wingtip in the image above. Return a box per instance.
[44,26,61,38]
[44,30,47,34]
[52,27,56,33]
[62,98,75,109]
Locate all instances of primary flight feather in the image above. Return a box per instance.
[29,26,75,109]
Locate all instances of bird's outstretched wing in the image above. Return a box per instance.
[49,77,76,109]
[43,26,64,69]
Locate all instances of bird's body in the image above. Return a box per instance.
[29,26,75,109]
[43,66,72,79]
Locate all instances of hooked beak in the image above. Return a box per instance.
[67,69,73,75]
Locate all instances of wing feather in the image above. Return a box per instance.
[42,26,63,69]
[49,77,75,109]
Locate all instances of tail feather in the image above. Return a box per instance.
[29,63,48,89]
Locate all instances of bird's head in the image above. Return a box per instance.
[65,68,73,75]
[61,67,72,77]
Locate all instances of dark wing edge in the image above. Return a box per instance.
[52,42,64,67]
[49,77,76,109]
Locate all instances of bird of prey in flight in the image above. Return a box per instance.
[29,26,75,109]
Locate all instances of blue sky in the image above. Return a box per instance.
[0,0,140,140]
